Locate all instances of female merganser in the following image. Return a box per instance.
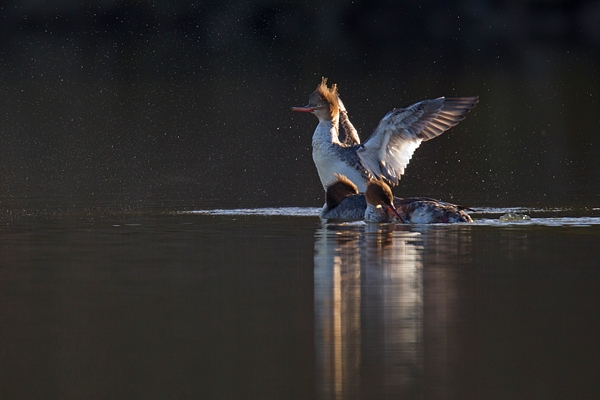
[293,78,478,192]
[320,174,367,220]
[320,174,472,223]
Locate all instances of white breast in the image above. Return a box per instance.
[312,152,367,192]
[312,124,366,190]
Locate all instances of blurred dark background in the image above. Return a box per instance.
[1,0,599,212]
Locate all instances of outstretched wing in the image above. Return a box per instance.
[356,96,478,186]
[336,96,361,146]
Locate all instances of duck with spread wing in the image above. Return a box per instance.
[292,78,478,192]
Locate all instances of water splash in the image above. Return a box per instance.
[499,213,531,222]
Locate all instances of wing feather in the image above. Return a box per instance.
[357,96,478,186]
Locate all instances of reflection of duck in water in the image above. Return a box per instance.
[292,77,478,191]
[321,174,473,223]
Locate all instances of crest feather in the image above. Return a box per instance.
[315,77,339,119]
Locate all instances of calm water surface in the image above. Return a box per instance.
[1,206,599,399]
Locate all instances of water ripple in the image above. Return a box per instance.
[182,207,321,217]
[181,206,600,227]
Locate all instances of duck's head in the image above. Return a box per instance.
[365,180,405,222]
[292,77,339,122]
[325,174,359,209]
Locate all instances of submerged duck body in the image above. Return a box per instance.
[321,174,472,224]
[320,195,367,220]
[394,197,473,223]
[293,78,478,192]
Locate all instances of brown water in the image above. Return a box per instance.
[1,207,599,399]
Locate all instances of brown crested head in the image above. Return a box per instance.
[365,180,394,207]
[326,173,359,209]
[309,77,339,120]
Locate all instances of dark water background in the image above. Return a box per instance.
[1,1,599,210]
[1,2,600,399]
